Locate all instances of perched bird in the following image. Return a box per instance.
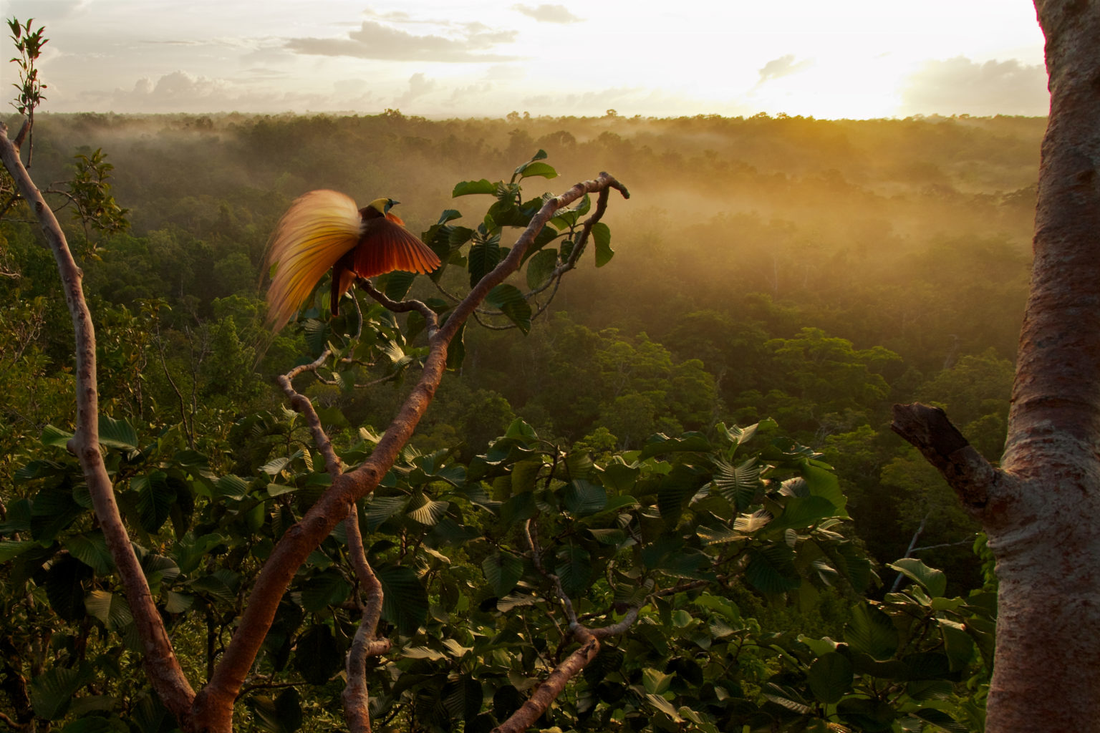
[264,190,440,331]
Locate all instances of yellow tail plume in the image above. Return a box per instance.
[263,190,439,332]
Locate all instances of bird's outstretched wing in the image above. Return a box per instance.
[265,190,361,331]
[351,213,440,279]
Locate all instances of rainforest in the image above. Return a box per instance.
[0,107,1040,731]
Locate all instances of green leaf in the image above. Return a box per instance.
[806,652,853,704]
[482,552,523,597]
[642,668,674,695]
[592,222,614,267]
[556,545,592,597]
[85,590,133,630]
[41,424,74,449]
[525,248,558,290]
[215,474,250,499]
[99,416,139,451]
[844,602,899,660]
[31,484,84,543]
[768,495,840,533]
[64,532,114,574]
[0,540,37,562]
[249,688,303,733]
[300,569,351,612]
[744,543,801,594]
[518,161,558,180]
[656,464,704,526]
[712,458,760,511]
[442,678,483,722]
[563,479,607,517]
[486,284,532,334]
[453,179,496,197]
[468,231,502,286]
[378,564,429,634]
[407,497,450,526]
[800,461,847,514]
[910,707,968,733]
[889,557,948,597]
[30,662,94,720]
[45,555,90,621]
[133,471,176,533]
[294,625,341,685]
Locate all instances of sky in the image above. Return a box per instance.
[4,0,1049,119]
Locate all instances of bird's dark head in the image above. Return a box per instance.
[367,197,398,214]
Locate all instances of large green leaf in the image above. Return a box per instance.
[85,590,134,630]
[744,543,801,594]
[378,564,429,634]
[592,222,614,267]
[249,688,304,733]
[468,230,502,286]
[525,248,558,290]
[767,495,840,533]
[563,479,607,517]
[407,496,451,526]
[844,602,899,660]
[889,557,947,597]
[800,461,847,514]
[99,416,139,451]
[453,179,496,197]
[45,555,91,621]
[482,552,523,597]
[31,484,84,543]
[486,284,532,334]
[30,662,94,720]
[294,625,341,685]
[806,652,853,703]
[133,471,176,533]
[712,458,759,511]
[300,569,351,612]
[556,545,592,597]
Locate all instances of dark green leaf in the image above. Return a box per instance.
[592,222,614,267]
[518,161,557,180]
[85,590,133,630]
[481,552,523,597]
[525,248,558,290]
[294,625,341,685]
[889,557,947,597]
[300,569,351,612]
[486,284,532,334]
[556,545,592,597]
[806,652,853,703]
[64,532,114,575]
[744,543,801,594]
[30,662,94,720]
[134,471,176,533]
[563,479,607,517]
[99,416,139,451]
[45,555,91,621]
[844,603,899,660]
[378,564,429,634]
[453,179,496,197]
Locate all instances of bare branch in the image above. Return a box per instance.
[0,121,197,723]
[342,508,391,733]
[891,402,1004,513]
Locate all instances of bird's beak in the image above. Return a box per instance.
[386,199,399,213]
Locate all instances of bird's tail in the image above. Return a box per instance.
[264,189,361,332]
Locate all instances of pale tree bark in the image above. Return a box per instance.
[893,2,1100,730]
[0,122,198,727]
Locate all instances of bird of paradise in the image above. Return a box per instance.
[264,190,440,331]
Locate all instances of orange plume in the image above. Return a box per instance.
[264,190,440,332]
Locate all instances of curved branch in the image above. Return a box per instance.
[0,122,197,723]
[193,172,628,730]
[342,508,391,733]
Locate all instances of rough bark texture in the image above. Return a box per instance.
[894,2,1100,729]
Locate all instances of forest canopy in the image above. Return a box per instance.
[0,108,1034,731]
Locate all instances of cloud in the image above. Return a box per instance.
[757,55,813,85]
[88,71,339,114]
[393,73,438,108]
[512,4,582,23]
[900,56,1048,116]
[286,20,517,62]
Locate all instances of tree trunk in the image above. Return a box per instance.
[894,2,1100,729]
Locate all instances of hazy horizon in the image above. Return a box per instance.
[8,0,1049,120]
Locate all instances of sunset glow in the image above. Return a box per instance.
[10,0,1047,118]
